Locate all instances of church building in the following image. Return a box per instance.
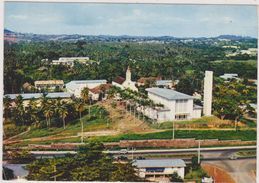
[112,67,138,91]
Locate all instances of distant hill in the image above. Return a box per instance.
[216,35,254,40]
[3,28,257,43]
[4,29,15,34]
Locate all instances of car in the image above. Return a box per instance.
[229,155,238,160]
[137,156,146,160]
[120,149,128,154]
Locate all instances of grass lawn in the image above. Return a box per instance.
[90,129,256,142]
[236,150,256,157]
[16,114,110,140]
[150,116,235,129]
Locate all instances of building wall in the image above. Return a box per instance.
[67,82,106,98]
[112,81,124,90]
[138,167,185,179]
[122,81,138,91]
[192,108,202,118]
[147,93,194,121]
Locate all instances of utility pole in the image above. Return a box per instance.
[172,120,175,140]
[131,147,134,160]
[81,120,84,143]
[198,140,201,164]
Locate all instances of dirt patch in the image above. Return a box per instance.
[99,100,160,133]
[202,163,236,183]
[78,130,119,137]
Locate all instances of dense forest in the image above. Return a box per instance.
[4,39,257,94]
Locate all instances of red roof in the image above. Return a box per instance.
[89,84,112,94]
[113,76,126,85]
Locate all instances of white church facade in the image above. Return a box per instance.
[112,67,138,91]
[144,88,202,122]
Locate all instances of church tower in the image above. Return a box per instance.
[126,66,132,81]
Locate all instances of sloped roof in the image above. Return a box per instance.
[66,80,107,91]
[133,159,186,168]
[4,92,72,100]
[89,84,112,94]
[146,87,194,100]
[113,76,125,85]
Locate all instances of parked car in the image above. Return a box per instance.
[120,149,128,154]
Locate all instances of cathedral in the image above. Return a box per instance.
[112,67,138,91]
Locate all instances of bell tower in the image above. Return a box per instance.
[126,66,132,81]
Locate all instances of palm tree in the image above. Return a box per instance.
[81,87,89,104]
[43,101,54,127]
[28,99,40,127]
[56,100,69,129]
[3,96,12,119]
[74,99,85,143]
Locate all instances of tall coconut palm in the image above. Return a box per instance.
[81,87,91,117]
[81,87,89,104]
[56,100,69,129]
[74,99,85,143]
[43,101,54,127]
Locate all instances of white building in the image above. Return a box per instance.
[34,80,64,90]
[133,159,186,180]
[219,73,239,80]
[156,80,179,89]
[4,92,73,107]
[145,88,202,122]
[52,57,90,67]
[66,80,107,97]
[112,67,138,91]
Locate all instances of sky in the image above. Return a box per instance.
[4,2,258,38]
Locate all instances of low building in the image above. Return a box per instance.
[145,87,202,122]
[4,92,73,107]
[156,80,179,89]
[66,80,107,97]
[34,80,64,90]
[89,84,112,101]
[112,67,138,91]
[137,76,161,86]
[52,57,90,67]
[219,73,239,80]
[133,159,186,180]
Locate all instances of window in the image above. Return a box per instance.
[175,114,187,120]
[146,168,165,172]
[175,99,188,113]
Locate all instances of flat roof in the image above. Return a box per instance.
[133,159,186,168]
[156,80,172,85]
[146,88,194,100]
[4,92,72,100]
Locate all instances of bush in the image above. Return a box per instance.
[4,124,27,139]
[3,166,15,180]
[170,172,183,182]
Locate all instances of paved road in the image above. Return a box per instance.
[104,145,256,154]
[204,159,256,183]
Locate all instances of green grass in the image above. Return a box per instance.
[16,114,109,140]
[91,129,256,142]
[8,129,256,148]
[185,166,208,182]
[240,117,256,128]
[236,150,256,157]
[151,116,232,129]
